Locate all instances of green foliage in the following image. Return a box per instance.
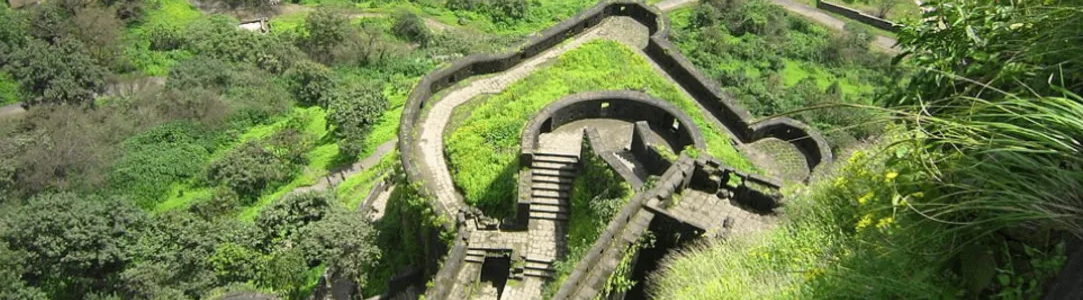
[256,190,336,245]
[446,40,751,217]
[327,84,389,158]
[0,72,20,105]
[1,193,148,298]
[110,122,218,209]
[544,143,634,298]
[185,16,302,73]
[207,243,264,284]
[392,11,432,46]
[284,60,337,107]
[207,142,297,201]
[301,5,352,63]
[298,210,381,285]
[669,3,893,150]
[7,38,108,106]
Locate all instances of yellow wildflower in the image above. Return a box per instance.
[834,177,847,188]
[885,171,899,182]
[876,217,895,230]
[858,191,874,205]
[856,214,874,232]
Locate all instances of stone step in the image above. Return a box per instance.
[524,261,553,271]
[532,182,571,192]
[465,255,485,263]
[466,249,486,257]
[533,155,578,164]
[530,203,569,214]
[534,150,579,159]
[530,211,568,221]
[524,268,554,278]
[532,168,577,178]
[531,196,564,206]
[532,161,577,171]
[532,174,575,184]
[533,190,570,199]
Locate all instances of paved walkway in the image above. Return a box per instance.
[655,0,900,53]
[415,16,650,218]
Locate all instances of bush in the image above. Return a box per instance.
[392,11,431,46]
[147,25,187,51]
[185,16,302,73]
[256,190,336,245]
[110,122,218,208]
[327,84,389,158]
[7,38,108,106]
[206,142,296,201]
[283,60,336,107]
[167,57,234,91]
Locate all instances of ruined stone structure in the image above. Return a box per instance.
[395,2,833,299]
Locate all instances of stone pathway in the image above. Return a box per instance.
[293,139,397,194]
[664,190,777,236]
[654,0,900,53]
[415,16,650,218]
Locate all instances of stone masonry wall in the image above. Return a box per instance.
[815,0,900,32]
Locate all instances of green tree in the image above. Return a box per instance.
[255,190,336,245]
[258,248,307,298]
[207,243,264,285]
[0,5,27,67]
[283,60,336,107]
[1,193,148,297]
[327,84,389,158]
[8,38,107,106]
[302,6,351,63]
[167,57,234,91]
[298,210,380,286]
[392,11,431,46]
[70,5,124,68]
[206,142,295,200]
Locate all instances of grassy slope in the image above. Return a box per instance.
[445,40,754,218]
[124,0,203,76]
[0,72,19,105]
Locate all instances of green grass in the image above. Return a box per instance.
[0,71,19,105]
[445,39,754,218]
[336,151,397,209]
[123,0,204,75]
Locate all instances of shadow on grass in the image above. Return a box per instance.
[468,159,519,220]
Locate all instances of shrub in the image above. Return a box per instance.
[297,210,380,285]
[7,38,108,106]
[206,142,295,200]
[167,57,234,91]
[255,190,336,244]
[327,84,389,158]
[392,11,431,46]
[283,60,336,107]
[147,25,187,51]
[110,122,218,208]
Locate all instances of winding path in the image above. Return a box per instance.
[414,17,650,217]
[655,0,901,53]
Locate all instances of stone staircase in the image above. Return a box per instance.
[529,151,579,222]
[523,258,556,278]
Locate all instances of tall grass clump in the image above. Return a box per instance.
[652,1,1082,298]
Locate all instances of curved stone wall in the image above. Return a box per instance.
[519,91,707,166]
[399,2,835,298]
[399,2,832,222]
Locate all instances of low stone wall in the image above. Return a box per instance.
[815,0,900,32]
[401,1,833,298]
[586,128,645,189]
[552,155,696,300]
[519,91,706,167]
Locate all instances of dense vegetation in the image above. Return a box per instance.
[651,0,1083,298]
[669,0,898,152]
[444,40,753,218]
[0,0,609,297]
